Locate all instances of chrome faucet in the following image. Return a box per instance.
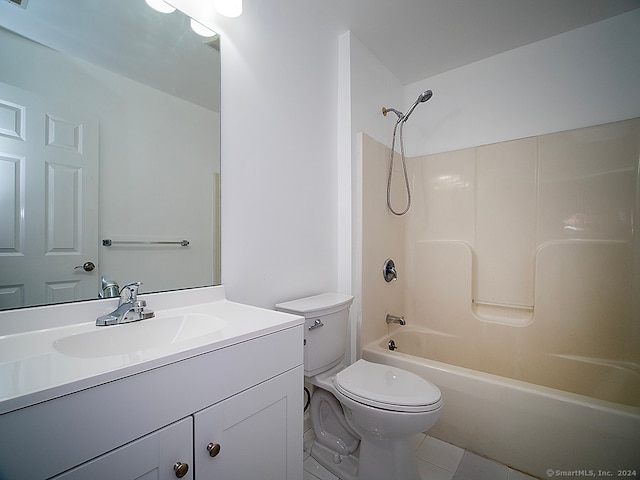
[99,276,120,298]
[386,314,406,326]
[96,281,155,326]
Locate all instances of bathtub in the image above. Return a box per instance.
[362,327,640,479]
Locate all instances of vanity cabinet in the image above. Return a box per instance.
[52,417,194,480]
[0,323,303,480]
[194,367,300,479]
[52,367,301,480]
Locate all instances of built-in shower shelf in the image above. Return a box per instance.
[471,299,534,326]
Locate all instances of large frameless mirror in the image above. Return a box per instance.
[0,0,221,310]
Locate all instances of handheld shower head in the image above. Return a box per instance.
[403,90,433,121]
[418,90,433,103]
[382,89,433,216]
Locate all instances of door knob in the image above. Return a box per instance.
[74,261,95,272]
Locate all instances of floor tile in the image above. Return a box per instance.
[417,457,455,480]
[453,451,509,480]
[508,468,539,480]
[303,455,340,480]
[416,436,465,473]
[304,471,321,480]
[413,432,427,451]
[303,434,530,480]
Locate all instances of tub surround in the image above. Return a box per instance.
[360,118,640,397]
[359,117,640,477]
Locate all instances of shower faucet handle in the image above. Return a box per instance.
[383,259,397,282]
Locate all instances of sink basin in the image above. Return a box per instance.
[0,286,306,417]
[53,314,227,358]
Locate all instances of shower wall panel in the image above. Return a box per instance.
[360,133,407,348]
[474,138,537,314]
[360,117,640,401]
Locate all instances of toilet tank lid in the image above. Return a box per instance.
[275,293,354,316]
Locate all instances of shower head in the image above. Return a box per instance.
[382,90,433,123]
[403,90,433,122]
[418,90,433,103]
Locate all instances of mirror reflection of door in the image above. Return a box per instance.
[0,82,98,309]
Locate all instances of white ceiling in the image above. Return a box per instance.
[0,0,221,111]
[299,0,640,84]
[2,0,638,108]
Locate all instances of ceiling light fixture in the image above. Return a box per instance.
[144,0,176,14]
[214,0,242,18]
[190,18,219,38]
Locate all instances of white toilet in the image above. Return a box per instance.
[276,293,443,480]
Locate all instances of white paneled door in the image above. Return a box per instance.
[0,82,98,309]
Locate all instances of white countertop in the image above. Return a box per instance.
[0,286,303,414]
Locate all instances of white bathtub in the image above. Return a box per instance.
[362,327,640,479]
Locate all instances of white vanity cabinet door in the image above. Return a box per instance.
[194,366,303,480]
[52,417,193,480]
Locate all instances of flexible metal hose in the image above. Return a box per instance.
[387,119,411,216]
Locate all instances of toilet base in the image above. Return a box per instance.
[306,362,441,480]
[356,435,420,480]
[309,434,420,480]
[309,440,359,480]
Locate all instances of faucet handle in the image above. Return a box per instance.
[133,299,147,312]
[119,281,142,304]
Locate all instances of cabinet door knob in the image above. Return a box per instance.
[173,461,189,478]
[207,442,221,457]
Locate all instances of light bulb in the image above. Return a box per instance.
[145,0,176,14]
[190,18,218,38]
[214,0,242,18]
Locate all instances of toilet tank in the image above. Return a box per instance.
[276,293,354,376]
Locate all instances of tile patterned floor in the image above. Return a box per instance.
[303,434,539,480]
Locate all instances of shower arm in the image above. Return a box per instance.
[382,106,404,121]
[382,89,432,124]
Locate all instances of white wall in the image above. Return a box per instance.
[171,2,640,312]
[172,0,342,308]
[340,10,639,155]
[402,9,640,156]
[349,35,404,151]
[345,33,404,358]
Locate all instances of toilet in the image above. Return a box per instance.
[276,293,443,480]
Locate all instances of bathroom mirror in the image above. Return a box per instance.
[0,0,221,310]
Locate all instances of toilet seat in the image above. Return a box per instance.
[335,359,442,413]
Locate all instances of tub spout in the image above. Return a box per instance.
[386,314,405,325]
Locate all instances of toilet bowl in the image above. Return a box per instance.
[310,387,359,457]
[308,387,361,478]
[276,294,443,480]
[308,359,442,480]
